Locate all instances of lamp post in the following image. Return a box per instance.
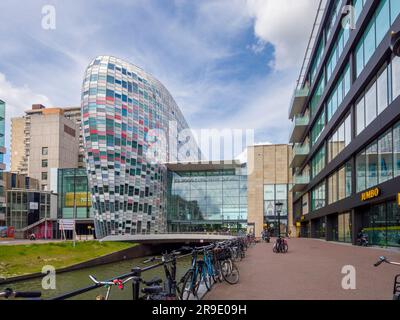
[275,202,284,237]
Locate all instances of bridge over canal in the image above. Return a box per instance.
[100,233,236,244]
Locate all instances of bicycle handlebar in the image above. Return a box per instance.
[0,288,42,299]
[374,256,400,267]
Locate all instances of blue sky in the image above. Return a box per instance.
[0,0,318,167]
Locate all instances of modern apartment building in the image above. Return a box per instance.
[247,144,294,238]
[0,100,6,225]
[289,0,400,247]
[11,105,80,191]
[82,56,199,238]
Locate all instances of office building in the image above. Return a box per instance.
[289,0,400,246]
[3,172,39,191]
[54,168,94,236]
[247,144,294,238]
[6,189,57,239]
[0,100,5,225]
[82,56,199,238]
[166,162,247,233]
[11,105,80,191]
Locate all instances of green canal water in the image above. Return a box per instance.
[2,256,192,300]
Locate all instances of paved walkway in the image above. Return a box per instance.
[205,238,400,300]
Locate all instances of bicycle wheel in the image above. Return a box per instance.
[202,265,212,291]
[283,243,288,253]
[273,243,278,253]
[213,260,224,283]
[220,259,232,279]
[180,271,199,300]
[223,262,240,285]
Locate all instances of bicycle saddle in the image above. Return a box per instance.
[143,277,162,286]
[141,286,163,295]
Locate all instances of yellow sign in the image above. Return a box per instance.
[361,188,380,201]
[65,192,92,207]
[301,216,305,221]
[398,193,400,207]
[296,222,301,227]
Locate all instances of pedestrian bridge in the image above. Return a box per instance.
[100,233,236,244]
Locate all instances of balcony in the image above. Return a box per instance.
[290,173,310,192]
[289,114,309,144]
[290,143,310,168]
[288,87,309,120]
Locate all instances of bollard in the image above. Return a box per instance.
[131,267,142,300]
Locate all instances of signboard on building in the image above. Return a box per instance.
[65,192,91,207]
[59,219,75,231]
[29,202,39,210]
[361,188,381,201]
[398,193,400,207]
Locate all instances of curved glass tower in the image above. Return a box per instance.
[81,56,196,238]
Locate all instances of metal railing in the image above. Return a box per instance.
[51,250,197,300]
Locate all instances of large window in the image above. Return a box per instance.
[356,64,390,135]
[356,121,400,192]
[310,77,325,116]
[328,162,352,205]
[328,113,352,162]
[327,63,351,121]
[355,0,399,77]
[311,110,325,146]
[311,181,326,211]
[311,146,326,178]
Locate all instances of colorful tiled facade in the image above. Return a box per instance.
[81,56,196,238]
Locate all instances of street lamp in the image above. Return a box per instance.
[275,202,284,237]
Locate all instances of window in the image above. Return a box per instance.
[356,121,400,192]
[312,147,326,178]
[365,81,377,127]
[366,142,378,189]
[378,129,393,183]
[327,63,351,121]
[311,110,325,146]
[311,181,326,211]
[41,159,48,168]
[355,0,400,77]
[328,162,352,205]
[392,56,400,100]
[41,172,48,180]
[310,77,325,116]
[356,151,366,193]
[377,65,389,114]
[395,123,400,177]
[42,147,48,156]
[328,113,352,162]
[376,0,390,45]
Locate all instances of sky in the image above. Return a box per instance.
[0,0,319,168]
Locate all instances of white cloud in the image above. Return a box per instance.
[246,0,319,70]
[0,73,51,169]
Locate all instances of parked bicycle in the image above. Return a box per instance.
[273,236,288,253]
[374,256,400,300]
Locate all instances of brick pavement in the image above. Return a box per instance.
[204,238,400,300]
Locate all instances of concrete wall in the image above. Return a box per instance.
[10,117,25,173]
[247,144,294,237]
[29,114,79,190]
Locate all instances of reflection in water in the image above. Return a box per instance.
[2,256,192,300]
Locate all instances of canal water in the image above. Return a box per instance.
[2,255,192,300]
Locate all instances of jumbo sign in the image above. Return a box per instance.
[361,188,380,201]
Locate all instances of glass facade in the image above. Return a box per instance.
[311,181,326,211]
[6,190,52,230]
[57,168,92,219]
[311,146,325,178]
[82,56,199,238]
[361,201,400,247]
[328,113,352,162]
[328,162,352,205]
[264,184,289,236]
[355,0,400,78]
[167,168,247,232]
[356,120,400,192]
